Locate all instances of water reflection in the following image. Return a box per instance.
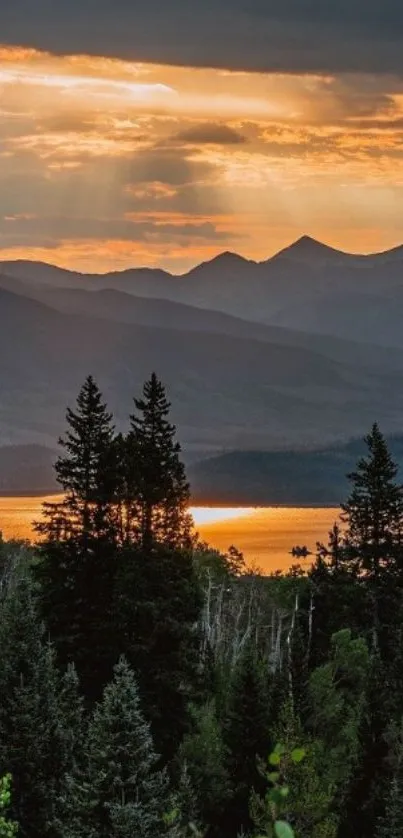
[0,496,339,574]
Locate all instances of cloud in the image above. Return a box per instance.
[2,1,403,75]
[0,213,233,248]
[173,123,247,145]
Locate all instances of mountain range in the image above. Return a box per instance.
[1,235,403,499]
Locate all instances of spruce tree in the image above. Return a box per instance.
[35,376,119,701]
[0,572,83,838]
[222,646,271,837]
[115,544,202,762]
[341,423,403,579]
[376,754,403,838]
[74,657,170,838]
[125,373,193,550]
[307,629,369,818]
[38,375,117,544]
[179,701,230,833]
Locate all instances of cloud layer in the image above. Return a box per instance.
[2,1,403,75]
[1,47,403,271]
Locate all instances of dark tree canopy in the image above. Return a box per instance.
[125,373,193,551]
[34,376,119,701]
[341,423,403,578]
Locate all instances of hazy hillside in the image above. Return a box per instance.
[4,279,403,374]
[189,436,403,505]
[0,286,403,457]
[5,433,403,502]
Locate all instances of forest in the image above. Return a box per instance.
[0,372,402,838]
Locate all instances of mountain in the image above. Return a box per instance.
[271,235,360,266]
[4,237,403,495]
[4,236,403,348]
[270,235,403,267]
[4,279,403,374]
[1,285,403,458]
[189,435,403,505]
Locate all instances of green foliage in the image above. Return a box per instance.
[251,743,307,838]
[0,571,83,838]
[223,645,271,836]
[71,657,170,838]
[0,776,18,838]
[307,629,369,805]
[115,543,202,762]
[5,399,403,838]
[179,701,230,830]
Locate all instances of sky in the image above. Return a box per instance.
[1,2,403,272]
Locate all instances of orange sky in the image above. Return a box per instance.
[1,45,403,272]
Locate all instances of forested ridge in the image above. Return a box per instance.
[1,375,403,837]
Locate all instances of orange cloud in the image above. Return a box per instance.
[1,44,403,269]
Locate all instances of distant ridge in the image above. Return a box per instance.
[2,235,403,279]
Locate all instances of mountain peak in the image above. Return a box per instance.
[208,250,252,266]
[185,250,255,278]
[268,235,355,266]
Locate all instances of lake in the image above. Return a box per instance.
[0,496,340,573]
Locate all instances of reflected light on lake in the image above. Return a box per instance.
[194,506,340,573]
[190,507,257,525]
[0,496,340,574]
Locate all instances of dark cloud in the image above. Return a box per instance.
[1,1,403,75]
[0,213,232,247]
[173,123,247,145]
[119,150,213,187]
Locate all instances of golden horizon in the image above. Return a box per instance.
[1,44,403,273]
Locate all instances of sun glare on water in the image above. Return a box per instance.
[190,507,257,526]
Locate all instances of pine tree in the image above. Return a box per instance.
[307,629,369,816]
[38,375,117,544]
[179,701,230,833]
[115,544,202,762]
[35,376,119,701]
[0,572,83,838]
[222,646,271,837]
[376,732,403,838]
[340,652,390,838]
[73,657,170,838]
[125,373,193,550]
[341,423,403,579]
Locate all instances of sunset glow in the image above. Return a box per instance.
[190,507,257,526]
[2,44,403,272]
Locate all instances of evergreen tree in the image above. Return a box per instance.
[125,373,193,550]
[35,376,118,701]
[309,526,369,668]
[340,651,389,838]
[341,423,403,579]
[115,544,202,762]
[73,657,170,838]
[222,645,271,837]
[376,732,403,838]
[38,375,117,544]
[179,701,230,835]
[376,775,403,836]
[307,629,369,820]
[0,572,82,838]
